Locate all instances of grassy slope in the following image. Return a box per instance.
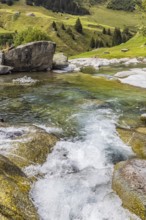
[0,2,145,56]
[71,33,146,59]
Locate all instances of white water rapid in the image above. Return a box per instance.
[24,107,140,220]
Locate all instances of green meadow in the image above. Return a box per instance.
[0,1,146,57]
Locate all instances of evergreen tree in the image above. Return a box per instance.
[52,21,57,31]
[61,23,66,30]
[6,0,13,5]
[95,39,99,48]
[112,27,122,46]
[99,40,104,48]
[102,27,106,35]
[75,18,83,34]
[107,28,111,35]
[90,37,95,48]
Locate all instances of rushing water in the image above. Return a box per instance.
[0,65,146,220]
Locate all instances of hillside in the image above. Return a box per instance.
[71,33,146,59]
[0,0,145,56]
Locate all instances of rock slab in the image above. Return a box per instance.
[113,159,146,220]
[4,41,56,72]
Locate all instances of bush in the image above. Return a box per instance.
[80,66,97,74]
[13,28,51,46]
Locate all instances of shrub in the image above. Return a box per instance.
[80,66,97,74]
[13,28,51,46]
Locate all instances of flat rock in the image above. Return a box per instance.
[4,41,56,72]
[121,48,129,52]
[0,65,13,74]
[113,159,146,220]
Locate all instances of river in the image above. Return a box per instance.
[0,63,146,220]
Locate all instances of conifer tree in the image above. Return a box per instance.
[112,27,122,46]
[75,18,83,34]
[61,23,66,30]
[102,27,106,35]
[90,37,95,48]
[107,28,111,35]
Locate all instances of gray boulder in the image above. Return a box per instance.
[4,41,56,72]
[53,53,68,69]
[0,65,13,74]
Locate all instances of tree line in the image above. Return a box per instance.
[26,0,90,15]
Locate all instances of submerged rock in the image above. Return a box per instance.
[113,159,146,220]
[0,65,13,75]
[4,41,56,72]
[0,154,39,219]
[117,128,146,159]
[9,128,58,167]
[53,53,68,69]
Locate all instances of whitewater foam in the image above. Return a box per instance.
[27,107,139,220]
[13,76,38,85]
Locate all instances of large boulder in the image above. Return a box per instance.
[4,41,56,72]
[113,159,146,220]
[0,154,39,219]
[53,53,68,69]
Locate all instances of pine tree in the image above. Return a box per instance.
[112,27,122,46]
[6,0,13,5]
[61,23,66,30]
[102,27,106,35]
[75,18,83,34]
[52,21,57,31]
[107,28,111,35]
[99,40,104,48]
[90,37,95,48]
[95,39,99,48]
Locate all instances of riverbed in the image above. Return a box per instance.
[0,62,146,220]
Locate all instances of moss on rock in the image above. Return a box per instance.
[9,128,58,168]
[113,159,146,220]
[117,128,146,159]
[0,155,39,220]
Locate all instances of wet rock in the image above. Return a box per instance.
[0,118,4,123]
[9,128,58,167]
[0,154,39,219]
[113,159,146,220]
[4,41,56,72]
[0,65,13,74]
[140,114,146,122]
[53,53,68,70]
[117,128,146,159]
